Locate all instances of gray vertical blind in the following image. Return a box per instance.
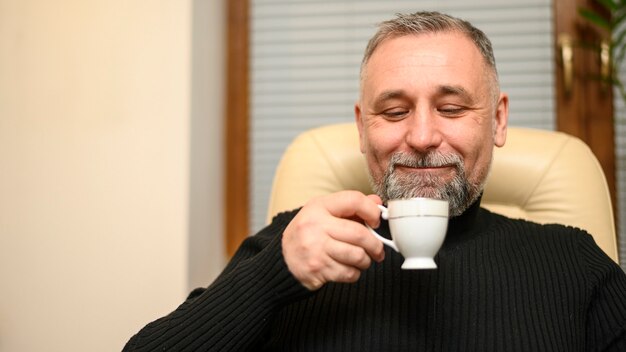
[250,0,556,235]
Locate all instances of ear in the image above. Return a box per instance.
[493,92,509,147]
[354,102,367,153]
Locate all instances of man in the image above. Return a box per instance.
[124,12,626,351]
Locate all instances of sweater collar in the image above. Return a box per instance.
[441,195,491,250]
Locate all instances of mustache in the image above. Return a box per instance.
[389,151,463,171]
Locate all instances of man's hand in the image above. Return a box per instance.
[282,191,386,291]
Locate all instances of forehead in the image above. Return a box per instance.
[362,31,488,92]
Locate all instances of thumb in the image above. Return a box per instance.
[364,194,383,228]
[367,194,383,206]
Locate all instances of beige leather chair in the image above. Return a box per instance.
[267,123,619,263]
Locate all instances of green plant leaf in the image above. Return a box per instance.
[613,10,626,28]
[615,26,626,48]
[617,7,626,24]
[598,0,619,12]
[615,43,626,66]
[579,8,612,29]
[615,12,626,26]
[613,41,626,78]
[580,0,626,107]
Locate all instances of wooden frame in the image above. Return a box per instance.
[224,0,250,256]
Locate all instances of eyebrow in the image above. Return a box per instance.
[437,85,475,103]
[371,90,409,109]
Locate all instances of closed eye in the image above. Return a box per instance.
[438,105,466,117]
[381,109,409,120]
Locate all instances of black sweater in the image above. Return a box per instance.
[124,202,626,351]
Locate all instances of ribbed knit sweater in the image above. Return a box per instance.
[123,201,626,351]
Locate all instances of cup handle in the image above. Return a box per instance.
[366,204,399,252]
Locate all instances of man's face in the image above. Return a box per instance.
[355,31,508,216]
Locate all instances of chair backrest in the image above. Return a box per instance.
[267,123,619,263]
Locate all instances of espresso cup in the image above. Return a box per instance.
[367,197,449,269]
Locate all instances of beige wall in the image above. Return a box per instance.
[0,1,225,351]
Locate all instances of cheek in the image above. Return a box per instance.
[363,139,387,181]
[365,121,406,153]
[462,139,494,183]
[362,128,398,179]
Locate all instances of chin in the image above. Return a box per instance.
[410,187,444,200]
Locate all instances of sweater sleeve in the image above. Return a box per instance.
[578,233,626,351]
[122,210,311,352]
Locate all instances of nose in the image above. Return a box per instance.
[404,109,443,152]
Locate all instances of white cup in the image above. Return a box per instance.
[367,197,449,269]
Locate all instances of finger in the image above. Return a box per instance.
[325,239,372,270]
[319,258,363,284]
[366,193,383,205]
[362,193,384,229]
[318,191,382,228]
[286,249,362,289]
[324,217,385,262]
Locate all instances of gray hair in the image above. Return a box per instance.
[360,11,499,92]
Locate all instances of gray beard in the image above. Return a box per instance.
[370,151,484,217]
